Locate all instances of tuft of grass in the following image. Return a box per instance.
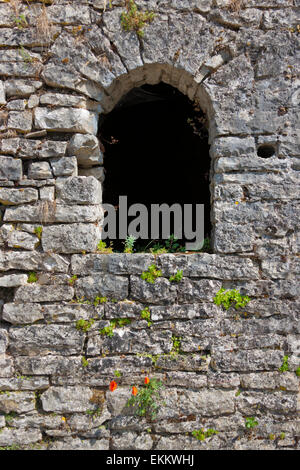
[120,0,155,37]
[27,271,38,283]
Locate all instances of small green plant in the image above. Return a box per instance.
[295,367,300,377]
[75,318,95,333]
[213,288,250,310]
[114,370,122,378]
[127,378,163,419]
[5,412,17,425]
[171,335,181,355]
[279,432,286,440]
[269,433,276,441]
[169,269,183,283]
[245,417,258,429]
[93,296,108,306]
[123,235,136,253]
[68,275,77,286]
[99,318,131,337]
[141,306,152,327]
[34,226,43,240]
[19,45,33,63]
[27,271,38,283]
[141,264,162,284]
[81,356,89,368]
[120,0,155,37]
[97,240,114,253]
[14,13,28,29]
[165,234,185,253]
[279,355,289,372]
[150,245,167,255]
[191,428,218,441]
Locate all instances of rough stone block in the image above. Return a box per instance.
[41,223,101,253]
[0,156,23,180]
[67,133,103,167]
[9,325,84,356]
[34,107,98,134]
[75,274,129,301]
[14,284,74,303]
[56,176,102,204]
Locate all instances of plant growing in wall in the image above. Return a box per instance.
[120,0,155,37]
[191,428,218,441]
[279,355,289,373]
[27,272,38,283]
[141,264,162,284]
[140,306,152,327]
[213,288,250,310]
[126,377,164,420]
[245,417,258,429]
[97,240,114,253]
[123,235,136,253]
[75,318,95,332]
[99,318,131,337]
[169,269,183,283]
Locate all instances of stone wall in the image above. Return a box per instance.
[0,0,299,450]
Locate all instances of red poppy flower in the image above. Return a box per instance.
[132,386,138,396]
[144,377,150,385]
[109,380,117,392]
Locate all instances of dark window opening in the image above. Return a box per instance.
[99,82,211,253]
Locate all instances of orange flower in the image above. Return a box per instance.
[132,386,138,396]
[144,377,150,385]
[109,380,117,392]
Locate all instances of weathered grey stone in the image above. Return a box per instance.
[0,274,28,287]
[0,427,42,447]
[67,134,103,167]
[87,328,173,356]
[131,275,178,304]
[4,202,103,224]
[3,303,44,324]
[41,223,101,253]
[75,274,129,301]
[4,79,43,97]
[111,431,153,450]
[39,186,55,201]
[56,176,102,204]
[211,350,284,372]
[0,391,36,414]
[0,187,38,205]
[14,284,74,303]
[50,156,78,177]
[0,156,23,180]
[240,372,299,392]
[7,110,32,132]
[41,386,93,413]
[15,356,82,376]
[0,355,14,377]
[0,251,69,272]
[48,436,109,450]
[28,161,53,179]
[0,80,5,105]
[0,330,8,354]
[9,325,84,356]
[6,99,27,111]
[35,107,98,134]
[78,166,105,182]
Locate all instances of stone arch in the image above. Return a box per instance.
[95,62,217,250]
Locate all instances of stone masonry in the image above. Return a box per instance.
[0,0,299,450]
